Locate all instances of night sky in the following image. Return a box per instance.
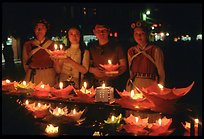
[2,2,202,38]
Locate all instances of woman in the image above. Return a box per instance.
[53,26,89,89]
[22,19,56,86]
[126,20,165,91]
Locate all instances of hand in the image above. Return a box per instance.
[92,67,106,78]
[128,47,137,57]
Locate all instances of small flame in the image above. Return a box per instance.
[158,118,162,126]
[45,124,59,134]
[59,44,63,50]
[158,84,164,90]
[54,44,58,50]
[111,115,115,122]
[25,100,29,105]
[108,60,112,65]
[6,79,10,83]
[102,83,106,89]
[41,84,45,89]
[22,81,26,86]
[135,117,139,123]
[130,90,134,98]
[59,82,63,89]
[83,82,87,89]
[37,103,41,107]
[73,109,76,115]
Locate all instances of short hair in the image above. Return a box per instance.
[33,18,50,30]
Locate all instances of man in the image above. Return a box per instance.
[88,23,127,94]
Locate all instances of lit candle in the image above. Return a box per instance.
[111,115,115,123]
[158,84,164,90]
[25,100,29,105]
[22,81,26,86]
[41,84,45,89]
[84,82,87,94]
[108,59,112,65]
[130,90,134,98]
[54,44,58,50]
[59,44,63,50]
[135,116,139,123]
[158,118,162,126]
[102,83,106,89]
[73,109,76,115]
[6,79,10,83]
[37,102,41,107]
[194,118,199,136]
[59,82,63,89]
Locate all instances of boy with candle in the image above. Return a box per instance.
[22,18,56,86]
[88,21,127,95]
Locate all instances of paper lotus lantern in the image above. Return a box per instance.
[2,79,15,92]
[99,64,119,72]
[140,82,195,114]
[50,47,66,59]
[104,114,122,124]
[14,81,34,93]
[73,87,96,103]
[45,124,59,135]
[50,85,74,98]
[49,106,68,117]
[123,114,149,127]
[181,121,191,136]
[148,117,173,136]
[65,109,85,121]
[31,82,51,97]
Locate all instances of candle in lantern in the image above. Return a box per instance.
[84,82,87,94]
[45,124,59,135]
[108,59,112,65]
[73,109,76,115]
[158,84,164,90]
[22,81,26,86]
[95,83,114,102]
[158,118,162,126]
[41,84,45,89]
[194,118,199,136]
[130,90,134,98]
[59,44,63,50]
[25,100,29,105]
[111,115,115,123]
[59,82,63,89]
[54,44,58,50]
[135,116,139,123]
[6,79,11,83]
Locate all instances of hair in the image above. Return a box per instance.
[66,25,87,53]
[131,20,150,34]
[32,18,50,30]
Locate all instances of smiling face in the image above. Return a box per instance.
[133,27,148,46]
[68,28,81,45]
[34,23,47,41]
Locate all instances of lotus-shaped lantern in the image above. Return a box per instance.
[140,82,195,114]
[104,114,122,124]
[50,85,74,98]
[31,82,51,97]
[45,124,59,136]
[14,81,34,93]
[2,79,15,92]
[181,121,191,136]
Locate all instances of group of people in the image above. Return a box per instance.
[22,18,165,94]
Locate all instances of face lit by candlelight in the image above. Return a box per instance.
[68,28,80,45]
[34,23,47,42]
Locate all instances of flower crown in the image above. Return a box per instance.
[131,21,147,29]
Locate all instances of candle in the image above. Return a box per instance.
[41,84,45,89]
[59,44,63,50]
[111,115,115,123]
[54,44,58,50]
[130,90,134,98]
[158,84,164,90]
[84,82,87,94]
[135,116,139,123]
[6,79,10,83]
[73,109,76,115]
[108,59,112,65]
[158,118,162,126]
[25,100,29,105]
[22,81,26,86]
[59,82,63,89]
[194,119,199,136]
[102,83,106,88]
[37,102,41,107]
[45,124,59,135]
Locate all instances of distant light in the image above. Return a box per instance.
[196,34,202,40]
[142,13,147,21]
[151,26,155,30]
[146,10,150,15]
[114,32,118,37]
[109,33,113,37]
[166,33,169,36]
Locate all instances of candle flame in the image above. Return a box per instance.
[84,82,87,89]
[25,100,29,105]
[54,44,58,50]
[158,118,162,126]
[41,84,45,88]
[102,83,106,89]
[135,117,139,123]
[59,82,63,89]
[73,109,76,115]
[158,84,164,90]
[108,60,112,64]
[111,115,115,122]
[37,103,41,107]
[45,124,59,134]
[59,44,63,50]
[6,79,10,83]
[130,90,134,98]
[195,118,199,124]
[22,81,26,86]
